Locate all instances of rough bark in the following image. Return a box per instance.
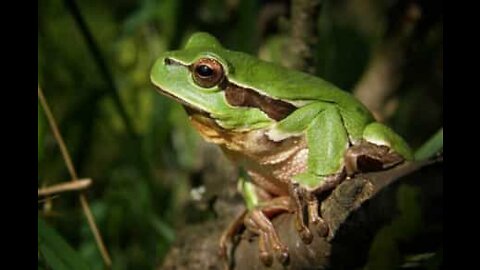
[160,158,442,270]
[353,2,422,122]
[288,0,322,73]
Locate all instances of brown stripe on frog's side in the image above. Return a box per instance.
[219,79,297,121]
[164,57,297,121]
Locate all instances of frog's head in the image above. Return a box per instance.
[150,32,296,131]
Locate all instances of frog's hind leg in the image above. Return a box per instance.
[219,209,247,260]
[243,196,293,266]
[221,178,293,267]
[344,122,413,175]
[344,141,403,175]
[219,198,292,268]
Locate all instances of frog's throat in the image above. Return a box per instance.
[188,113,242,148]
[188,112,268,153]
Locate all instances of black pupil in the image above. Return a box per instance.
[196,65,213,77]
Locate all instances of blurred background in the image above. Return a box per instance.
[38,0,442,269]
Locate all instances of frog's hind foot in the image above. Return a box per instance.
[219,209,247,263]
[344,141,404,176]
[220,196,293,267]
[244,209,290,266]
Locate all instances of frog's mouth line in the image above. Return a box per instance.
[153,85,210,118]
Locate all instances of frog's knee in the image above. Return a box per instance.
[363,122,413,160]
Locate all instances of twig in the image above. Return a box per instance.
[288,0,322,73]
[63,0,154,183]
[38,86,112,267]
[160,160,442,269]
[38,195,60,204]
[38,178,92,197]
[353,2,422,121]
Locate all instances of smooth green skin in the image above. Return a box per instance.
[151,32,413,199]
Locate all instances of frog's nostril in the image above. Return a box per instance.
[164,58,184,67]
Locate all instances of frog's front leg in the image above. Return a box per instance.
[288,181,332,243]
[289,108,412,243]
[289,105,350,240]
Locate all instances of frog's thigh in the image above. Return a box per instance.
[363,122,413,160]
[306,106,349,178]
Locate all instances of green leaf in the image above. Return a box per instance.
[38,216,91,270]
[414,128,443,160]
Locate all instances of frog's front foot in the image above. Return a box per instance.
[288,180,336,243]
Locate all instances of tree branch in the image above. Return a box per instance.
[160,158,442,269]
[353,2,422,122]
[288,0,322,73]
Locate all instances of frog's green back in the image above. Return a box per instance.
[166,32,375,138]
[173,33,373,116]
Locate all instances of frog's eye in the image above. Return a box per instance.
[192,58,224,88]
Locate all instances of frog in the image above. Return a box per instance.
[150,32,413,266]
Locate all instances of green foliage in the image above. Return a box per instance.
[38,216,91,270]
[415,128,443,160]
[364,185,423,270]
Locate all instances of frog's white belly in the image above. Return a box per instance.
[187,114,309,196]
[222,131,309,196]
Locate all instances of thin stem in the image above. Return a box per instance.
[38,178,92,197]
[353,2,422,121]
[414,128,443,161]
[38,88,78,180]
[63,0,154,182]
[38,86,112,267]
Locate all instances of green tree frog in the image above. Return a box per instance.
[150,32,413,266]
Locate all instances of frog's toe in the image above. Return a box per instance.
[307,193,329,237]
[259,251,273,267]
[295,218,313,244]
[261,230,289,266]
[311,216,329,237]
[289,182,314,244]
[258,233,274,266]
[275,247,289,265]
[244,209,290,266]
